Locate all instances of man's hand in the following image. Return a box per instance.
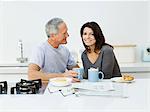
[63,70,80,82]
[72,77,80,83]
[63,70,77,77]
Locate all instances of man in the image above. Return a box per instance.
[28,18,79,82]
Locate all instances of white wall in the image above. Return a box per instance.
[0,1,149,63]
[0,2,3,62]
[148,0,150,43]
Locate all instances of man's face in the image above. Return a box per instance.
[56,22,69,44]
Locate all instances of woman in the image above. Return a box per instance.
[80,22,121,79]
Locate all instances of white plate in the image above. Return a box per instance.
[111,77,135,83]
[49,77,72,87]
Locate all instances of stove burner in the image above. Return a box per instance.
[0,81,7,94]
[11,79,42,94]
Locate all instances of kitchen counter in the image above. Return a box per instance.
[0,78,149,112]
[0,62,150,74]
[0,63,28,74]
[0,63,28,67]
[78,62,150,73]
[0,67,28,74]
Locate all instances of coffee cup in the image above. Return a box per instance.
[88,68,104,82]
[72,68,84,80]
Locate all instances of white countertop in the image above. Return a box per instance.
[0,63,28,67]
[0,78,150,112]
[78,62,150,73]
[0,62,150,73]
[0,63,28,73]
[0,67,28,73]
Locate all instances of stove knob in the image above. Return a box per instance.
[4,81,7,94]
[0,85,2,94]
[147,48,150,53]
[11,87,15,94]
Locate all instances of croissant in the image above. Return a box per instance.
[122,75,134,81]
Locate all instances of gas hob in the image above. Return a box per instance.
[0,79,44,95]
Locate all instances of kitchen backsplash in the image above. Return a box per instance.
[0,44,149,64]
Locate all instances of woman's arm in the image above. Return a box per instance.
[101,47,115,79]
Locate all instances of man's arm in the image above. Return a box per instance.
[28,63,79,82]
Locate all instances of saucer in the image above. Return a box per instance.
[111,77,135,83]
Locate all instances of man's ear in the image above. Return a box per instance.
[50,33,58,40]
[50,33,55,38]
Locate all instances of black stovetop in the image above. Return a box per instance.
[0,79,43,94]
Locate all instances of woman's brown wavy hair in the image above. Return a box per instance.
[80,22,113,53]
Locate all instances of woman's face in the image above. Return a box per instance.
[82,27,96,46]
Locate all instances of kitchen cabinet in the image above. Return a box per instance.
[113,44,136,63]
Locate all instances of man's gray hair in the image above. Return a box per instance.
[45,18,64,38]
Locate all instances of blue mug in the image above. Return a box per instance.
[72,68,84,80]
[88,68,104,82]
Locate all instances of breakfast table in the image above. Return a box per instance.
[0,78,150,112]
